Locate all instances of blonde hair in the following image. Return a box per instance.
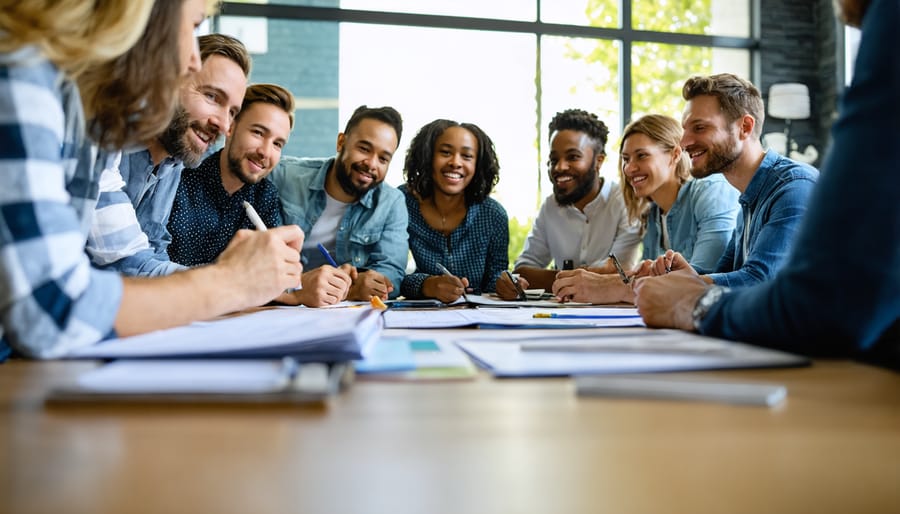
[619,114,692,230]
[0,0,155,76]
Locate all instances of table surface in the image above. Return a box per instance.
[2,330,899,514]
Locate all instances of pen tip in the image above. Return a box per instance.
[533,313,551,318]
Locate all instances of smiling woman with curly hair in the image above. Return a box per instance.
[400,119,509,302]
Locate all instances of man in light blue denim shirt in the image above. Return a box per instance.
[87,34,252,277]
[270,105,408,301]
[664,73,818,289]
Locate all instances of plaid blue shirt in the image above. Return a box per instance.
[399,185,510,298]
[0,47,122,360]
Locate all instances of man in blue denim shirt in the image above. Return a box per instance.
[270,105,408,301]
[636,0,899,370]
[86,34,251,277]
[660,73,819,288]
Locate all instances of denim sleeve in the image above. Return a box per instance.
[688,178,740,270]
[365,190,409,299]
[700,0,900,366]
[709,178,816,288]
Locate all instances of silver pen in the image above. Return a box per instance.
[609,253,631,284]
[435,263,469,303]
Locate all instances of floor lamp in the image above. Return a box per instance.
[767,83,810,155]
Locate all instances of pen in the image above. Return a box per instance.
[242,201,302,291]
[435,263,469,302]
[503,270,526,301]
[317,243,339,267]
[532,313,642,319]
[242,201,267,231]
[609,253,631,284]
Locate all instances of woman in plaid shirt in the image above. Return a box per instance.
[0,0,305,360]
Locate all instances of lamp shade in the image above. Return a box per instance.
[768,83,810,120]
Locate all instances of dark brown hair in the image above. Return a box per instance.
[239,83,296,128]
[682,73,765,138]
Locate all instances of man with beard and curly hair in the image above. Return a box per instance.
[500,108,642,295]
[270,105,409,303]
[87,34,252,277]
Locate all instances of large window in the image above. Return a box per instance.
[215,0,756,231]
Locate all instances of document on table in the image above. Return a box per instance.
[384,307,645,329]
[464,293,592,308]
[355,337,477,381]
[65,306,384,361]
[455,329,810,377]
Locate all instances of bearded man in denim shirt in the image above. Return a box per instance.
[270,105,408,301]
[657,73,819,288]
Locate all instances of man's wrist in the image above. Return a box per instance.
[691,285,729,331]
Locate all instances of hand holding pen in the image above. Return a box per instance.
[433,263,470,303]
[227,201,304,298]
[496,270,530,300]
[243,201,303,292]
[608,253,632,284]
[651,250,691,276]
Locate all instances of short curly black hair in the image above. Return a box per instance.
[548,108,609,156]
[403,119,500,206]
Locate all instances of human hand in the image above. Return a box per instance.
[289,266,352,307]
[552,268,632,304]
[495,272,529,300]
[216,225,304,306]
[423,274,470,303]
[632,270,707,330]
[649,250,692,276]
[347,269,394,301]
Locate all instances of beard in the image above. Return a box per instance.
[334,150,378,198]
[158,107,216,168]
[552,162,600,206]
[690,136,742,179]
[225,149,262,187]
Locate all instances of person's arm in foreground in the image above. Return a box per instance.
[636,0,900,365]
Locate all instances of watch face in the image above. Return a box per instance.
[692,286,726,330]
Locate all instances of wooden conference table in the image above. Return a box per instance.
[2,327,899,514]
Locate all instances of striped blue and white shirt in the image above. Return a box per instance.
[0,46,122,360]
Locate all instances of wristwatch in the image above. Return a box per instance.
[691,285,729,331]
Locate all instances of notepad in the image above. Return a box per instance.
[575,375,787,407]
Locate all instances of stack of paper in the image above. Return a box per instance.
[65,306,384,361]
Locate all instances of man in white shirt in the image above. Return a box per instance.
[497,108,641,297]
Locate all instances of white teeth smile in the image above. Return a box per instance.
[555,175,573,184]
[443,172,463,180]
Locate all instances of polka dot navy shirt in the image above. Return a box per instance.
[167,150,283,266]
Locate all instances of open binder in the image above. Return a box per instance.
[64,306,384,361]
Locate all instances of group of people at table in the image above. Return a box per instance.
[1,0,897,370]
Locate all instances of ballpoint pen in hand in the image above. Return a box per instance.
[242,201,302,291]
[435,263,469,303]
[609,253,631,284]
[317,243,339,267]
[503,270,526,301]
[242,201,268,231]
